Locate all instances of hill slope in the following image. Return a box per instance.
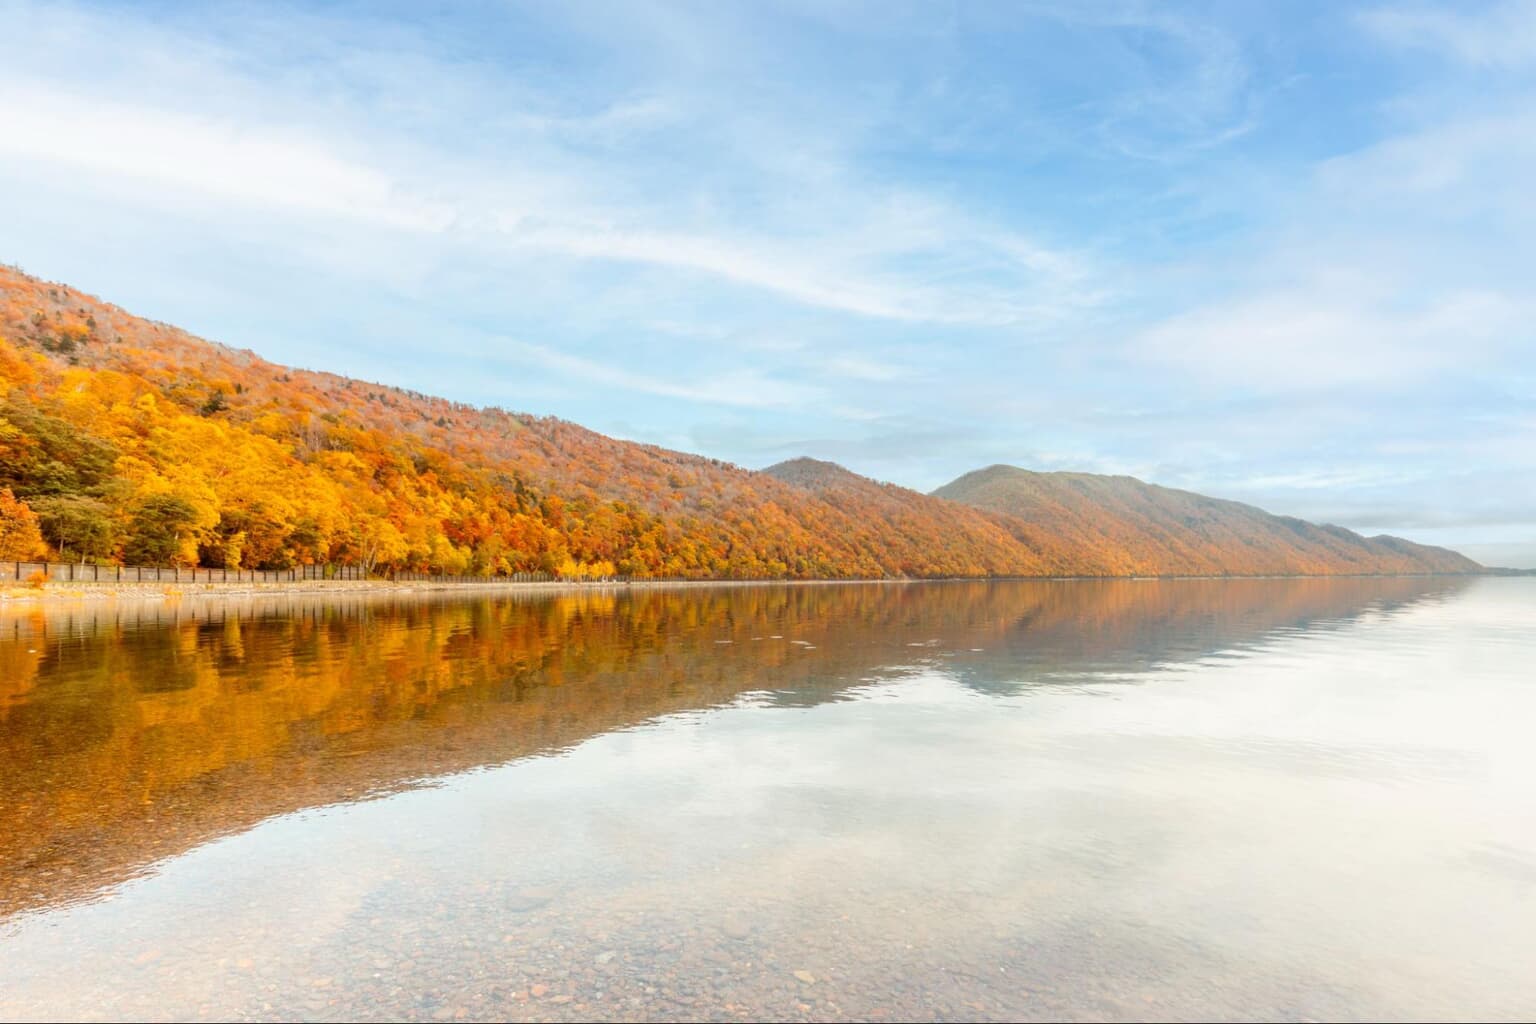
[759,457,1058,576]
[0,266,1045,578]
[933,464,1479,576]
[0,264,1478,578]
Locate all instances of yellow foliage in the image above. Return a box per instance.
[0,265,1479,580]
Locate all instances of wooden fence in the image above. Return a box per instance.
[393,574,791,585]
[392,570,558,584]
[1,560,365,584]
[4,561,804,588]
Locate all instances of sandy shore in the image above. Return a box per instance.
[0,576,873,605]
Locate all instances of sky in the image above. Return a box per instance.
[0,0,1532,567]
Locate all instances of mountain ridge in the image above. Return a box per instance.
[0,264,1479,578]
[932,463,1478,576]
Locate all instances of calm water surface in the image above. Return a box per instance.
[1,578,1533,1022]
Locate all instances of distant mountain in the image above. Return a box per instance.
[0,263,1479,579]
[759,456,865,490]
[933,464,1480,576]
[758,457,1053,576]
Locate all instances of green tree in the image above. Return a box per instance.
[31,495,117,564]
[0,398,118,497]
[123,494,200,567]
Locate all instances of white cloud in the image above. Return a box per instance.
[1133,287,1522,393]
[1313,111,1536,224]
[1005,2,1256,159]
[1130,78,1535,397]
[0,3,1100,329]
[0,83,453,232]
[508,224,967,324]
[1226,467,1421,493]
[822,356,908,382]
[1361,1,1536,68]
[497,338,822,411]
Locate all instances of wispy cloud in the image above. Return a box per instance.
[1133,286,1523,393]
[0,83,453,231]
[0,2,1100,329]
[498,339,822,411]
[1360,0,1536,67]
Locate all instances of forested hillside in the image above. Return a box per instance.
[933,464,1481,576]
[0,265,1479,578]
[0,266,1046,578]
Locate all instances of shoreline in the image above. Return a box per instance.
[0,571,1498,606]
[0,576,897,606]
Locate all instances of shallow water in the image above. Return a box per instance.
[1,577,1533,1022]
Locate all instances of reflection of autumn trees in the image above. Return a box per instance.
[0,608,45,706]
[0,267,1475,579]
[0,577,1467,917]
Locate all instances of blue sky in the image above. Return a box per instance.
[1,0,1532,566]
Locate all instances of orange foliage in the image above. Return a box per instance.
[0,265,1043,578]
[0,487,48,560]
[0,264,1478,578]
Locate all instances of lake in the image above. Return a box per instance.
[1,577,1533,1022]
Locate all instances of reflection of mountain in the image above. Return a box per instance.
[0,577,1468,917]
[940,576,1471,695]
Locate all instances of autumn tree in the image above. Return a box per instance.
[354,518,408,575]
[0,264,1480,581]
[0,487,48,560]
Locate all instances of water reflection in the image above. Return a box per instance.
[0,577,1465,920]
[13,577,1536,1023]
